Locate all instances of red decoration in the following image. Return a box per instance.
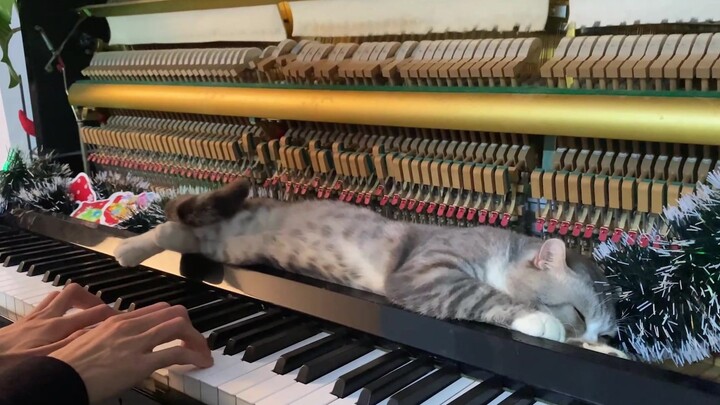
[68,173,97,203]
[18,110,35,136]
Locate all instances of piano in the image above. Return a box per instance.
[0,209,718,405]
[7,0,720,404]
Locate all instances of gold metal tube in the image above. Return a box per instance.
[79,0,287,17]
[69,82,720,146]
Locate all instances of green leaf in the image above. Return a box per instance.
[0,0,12,27]
[0,0,17,88]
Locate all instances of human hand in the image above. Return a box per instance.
[0,283,117,357]
[50,302,213,404]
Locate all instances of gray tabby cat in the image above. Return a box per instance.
[114,180,617,343]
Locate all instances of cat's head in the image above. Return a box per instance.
[164,179,252,226]
[512,238,617,343]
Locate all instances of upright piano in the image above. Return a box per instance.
[5,0,720,404]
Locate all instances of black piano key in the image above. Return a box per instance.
[191,301,261,333]
[0,232,36,241]
[0,241,63,262]
[129,288,208,310]
[0,235,43,249]
[45,261,117,283]
[223,315,301,356]
[85,272,155,294]
[357,357,434,405]
[63,267,133,287]
[5,245,75,266]
[187,298,241,320]
[114,283,189,310]
[332,349,409,398]
[296,340,373,384]
[18,250,90,273]
[95,276,167,301]
[497,387,535,405]
[27,253,102,276]
[0,230,24,240]
[242,322,319,362]
[207,309,284,350]
[387,365,461,405]
[187,298,247,324]
[164,291,219,311]
[273,330,349,375]
[446,376,505,405]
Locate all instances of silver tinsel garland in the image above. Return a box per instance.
[15,176,74,214]
[594,170,720,366]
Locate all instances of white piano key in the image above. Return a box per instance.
[488,390,513,405]
[182,311,268,397]
[234,361,304,405]
[441,381,480,404]
[422,376,475,405]
[225,362,279,405]
[328,388,363,405]
[14,284,58,316]
[256,350,386,405]
[212,334,330,405]
[8,283,49,309]
[288,389,337,405]
[20,289,55,317]
[327,396,357,405]
[182,347,249,399]
[3,282,46,319]
[166,329,218,390]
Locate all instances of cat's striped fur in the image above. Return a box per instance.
[114,180,617,343]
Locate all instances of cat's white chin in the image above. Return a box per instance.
[511,312,566,342]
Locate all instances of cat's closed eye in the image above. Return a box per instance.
[574,307,586,323]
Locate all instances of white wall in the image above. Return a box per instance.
[0,7,35,165]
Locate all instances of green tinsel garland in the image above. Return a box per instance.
[0,150,71,212]
[0,149,204,234]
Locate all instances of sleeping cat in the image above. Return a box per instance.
[113,180,618,343]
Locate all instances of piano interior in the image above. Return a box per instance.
[5,0,720,404]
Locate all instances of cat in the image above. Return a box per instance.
[113,179,618,344]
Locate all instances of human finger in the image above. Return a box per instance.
[61,304,118,334]
[113,302,172,321]
[29,291,61,315]
[41,284,106,318]
[146,339,213,371]
[140,316,210,358]
[125,305,193,337]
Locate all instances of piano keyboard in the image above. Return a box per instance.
[0,225,555,405]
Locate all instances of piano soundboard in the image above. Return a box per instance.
[10,0,720,403]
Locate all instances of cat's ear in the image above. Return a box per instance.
[533,238,567,272]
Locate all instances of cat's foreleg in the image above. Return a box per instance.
[385,265,566,342]
[198,233,268,265]
[114,222,200,267]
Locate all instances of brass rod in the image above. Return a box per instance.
[68,82,720,146]
[79,0,286,17]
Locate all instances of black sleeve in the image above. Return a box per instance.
[0,356,89,405]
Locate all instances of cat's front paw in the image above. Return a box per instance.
[511,311,566,342]
[114,236,160,267]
